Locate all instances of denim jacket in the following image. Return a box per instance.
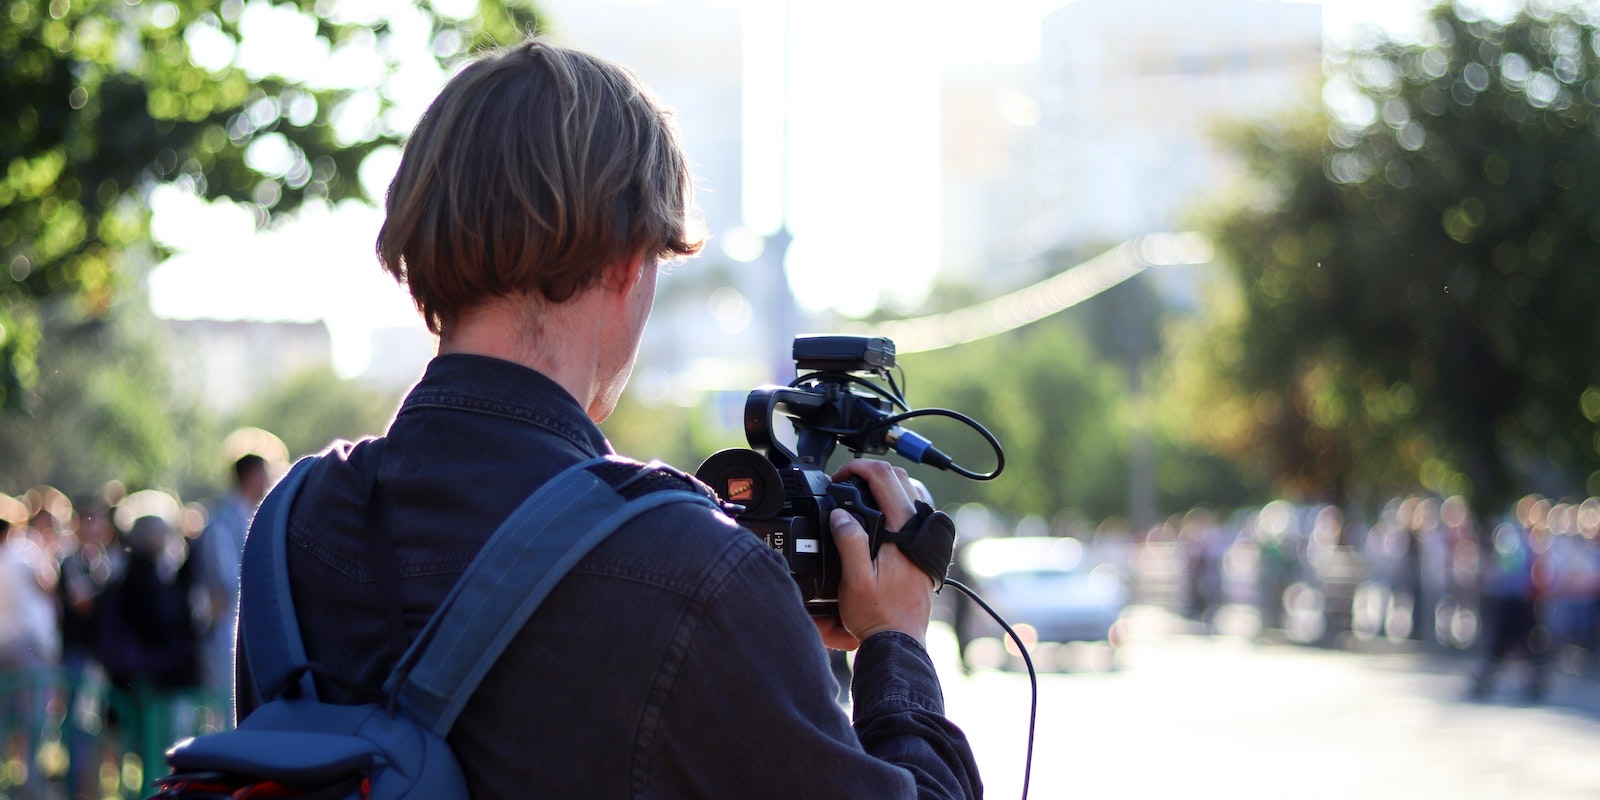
[236,353,982,799]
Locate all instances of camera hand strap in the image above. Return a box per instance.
[872,501,957,591]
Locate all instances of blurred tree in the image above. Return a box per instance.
[0,0,540,410]
[892,256,1264,524]
[230,365,399,461]
[603,396,742,475]
[0,291,215,498]
[1184,2,1600,515]
[897,319,1133,521]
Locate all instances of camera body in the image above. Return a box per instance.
[696,335,900,617]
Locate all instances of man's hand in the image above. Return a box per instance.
[819,459,935,648]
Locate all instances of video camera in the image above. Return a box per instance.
[696,335,1002,616]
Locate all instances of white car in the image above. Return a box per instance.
[953,536,1129,671]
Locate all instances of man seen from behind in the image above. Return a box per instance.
[234,37,982,799]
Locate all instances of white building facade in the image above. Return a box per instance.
[1032,0,1324,253]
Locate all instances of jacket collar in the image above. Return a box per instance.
[397,353,613,457]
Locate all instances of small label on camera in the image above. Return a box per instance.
[796,538,820,554]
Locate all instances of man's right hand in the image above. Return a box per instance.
[825,459,936,647]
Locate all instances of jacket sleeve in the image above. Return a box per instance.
[853,631,984,799]
[648,535,982,799]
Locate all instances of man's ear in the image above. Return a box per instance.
[607,250,652,296]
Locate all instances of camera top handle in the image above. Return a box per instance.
[744,384,885,469]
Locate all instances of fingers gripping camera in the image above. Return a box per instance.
[694,335,999,617]
[696,450,881,615]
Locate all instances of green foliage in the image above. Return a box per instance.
[0,293,215,499]
[1188,1,1600,512]
[602,395,745,473]
[0,0,541,410]
[896,318,1131,520]
[230,365,400,461]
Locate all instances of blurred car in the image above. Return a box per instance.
[952,536,1129,671]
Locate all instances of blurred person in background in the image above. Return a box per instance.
[1411,497,1452,648]
[57,494,116,799]
[1253,516,1294,634]
[98,514,200,692]
[192,454,269,706]
[1545,500,1600,672]
[1362,499,1408,639]
[97,511,202,783]
[1469,496,1551,703]
[58,496,115,670]
[1180,509,1227,629]
[1438,496,1482,651]
[0,492,59,667]
[0,491,64,799]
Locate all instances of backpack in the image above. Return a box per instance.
[149,453,719,799]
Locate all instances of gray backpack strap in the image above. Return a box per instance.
[391,456,719,736]
[238,454,324,704]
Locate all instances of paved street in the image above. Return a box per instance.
[929,608,1600,800]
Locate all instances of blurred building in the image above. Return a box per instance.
[363,325,434,394]
[939,61,1044,290]
[1031,0,1323,259]
[937,0,1324,294]
[162,319,333,414]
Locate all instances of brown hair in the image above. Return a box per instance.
[377,38,704,335]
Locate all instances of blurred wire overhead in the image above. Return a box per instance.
[869,232,1213,355]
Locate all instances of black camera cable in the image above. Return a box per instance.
[871,408,1005,481]
[942,578,1037,800]
[874,512,1036,800]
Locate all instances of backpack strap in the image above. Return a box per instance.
[238,454,325,704]
[389,455,719,737]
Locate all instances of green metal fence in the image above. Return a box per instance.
[0,667,227,800]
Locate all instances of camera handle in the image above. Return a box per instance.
[744,387,831,468]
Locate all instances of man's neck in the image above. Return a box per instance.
[437,291,607,418]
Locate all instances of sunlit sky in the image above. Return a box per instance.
[147,0,1434,377]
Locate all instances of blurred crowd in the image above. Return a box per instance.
[0,456,267,799]
[7,463,1600,794]
[1143,493,1600,697]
